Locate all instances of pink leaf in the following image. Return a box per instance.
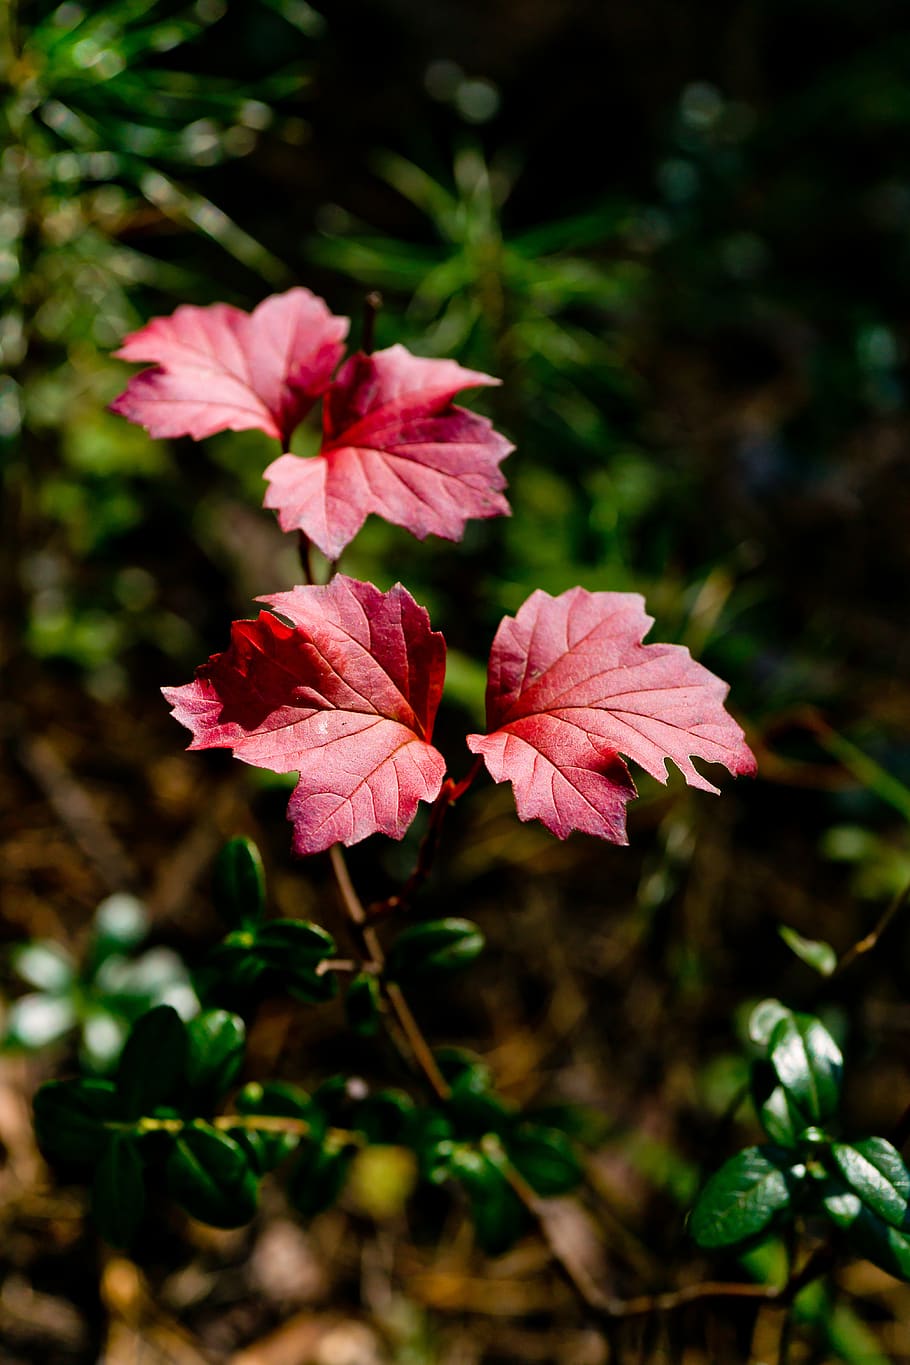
[467,588,756,843]
[111,288,349,444]
[163,576,447,855]
[263,344,513,558]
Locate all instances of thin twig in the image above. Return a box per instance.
[831,879,910,978]
[328,844,451,1101]
[362,291,382,355]
[367,757,484,923]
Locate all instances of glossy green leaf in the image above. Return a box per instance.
[748,998,791,1047]
[768,1011,842,1124]
[167,1122,259,1227]
[286,967,338,1005]
[231,1080,315,1172]
[253,919,336,965]
[184,1010,245,1102]
[385,919,485,983]
[288,1142,353,1218]
[34,1078,121,1163]
[92,1135,145,1247]
[506,1124,583,1196]
[751,1059,809,1148]
[831,1138,910,1230]
[117,1005,187,1118]
[354,1090,416,1144]
[451,1147,527,1255]
[778,926,837,977]
[690,1146,799,1249]
[213,837,266,927]
[822,1180,910,1281]
[345,971,380,1036]
[448,1067,513,1140]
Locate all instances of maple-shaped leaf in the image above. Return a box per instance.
[111,288,349,444]
[467,588,756,843]
[163,577,447,856]
[263,344,513,559]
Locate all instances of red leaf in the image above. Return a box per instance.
[163,577,447,855]
[467,588,756,843]
[263,344,513,558]
[111,288,349,444]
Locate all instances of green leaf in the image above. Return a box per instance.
[167,1122,259,1227]
[690,1146,800,1249]
[506,1124,583,1196]
[354,1090,416,1144]
[748,998,790,1047]
[236,1080,314,1122]
[34,1079,121,1163]
[751,1060,809,1148]
[821,1181,910,1281]
[213,837,266,928]
[778,926,837,976]
[831,1139,910,1230]
[288,1142,353,1218]
[92,1135,145,1247]
[345,972,380,1036]
[448,1067,513,1140]
[117,1005,188,1119]
[769,1012,842,1124]
[451,1147,527,1256]
[286,967,338,1005]
[253,919,336,966]
[90,894,148,966]
[385,919,485,983]
[4,994,77,1050]
[184,1010,245,1103]
[233,1080,316,1170]
[11,941,74,994]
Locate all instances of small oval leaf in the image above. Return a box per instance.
[690,1146,799,1249]
[118,1005,188,1119]
[506,1124,583,1196]
[345,971,381,1036]
[778,926,837,977]
[167,1122,259,1227]
[831,1138,910,1230]
[184,1010,246,1102]
[768,1011,842,1124]
[213,837,266,927]
[34,1079,121,1164]
[821,1179,910,1282]
[93,1136,145,1247]
[385,919,485,983]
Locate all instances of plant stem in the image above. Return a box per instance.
[832,878,910,978]
[361,291,382,355]
[328,844,451,1101]
[502,1155,829,1325]
[367,756,484,923]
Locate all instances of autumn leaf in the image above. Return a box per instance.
[467,588,756,843]
[111,288,349,444]
[263,344,513,559]
[163,577,447,855]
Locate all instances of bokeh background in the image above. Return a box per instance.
[2,0,910,1360]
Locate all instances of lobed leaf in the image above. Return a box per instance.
[264,344,512,558]
[163,577,447,855]
[467,588,755,844]
[111,289,348,444]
